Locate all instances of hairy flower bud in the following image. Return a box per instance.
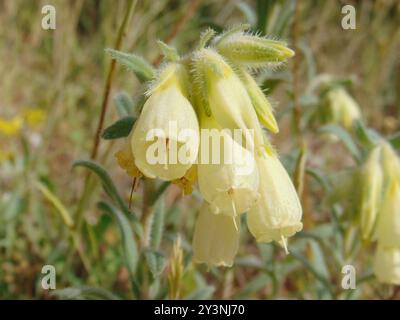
[131,63,199,181]
[247,151,303,251]
[192,49,264,149]
[237,68,279,133]
[215,32,294,67]
[192,203,240,267]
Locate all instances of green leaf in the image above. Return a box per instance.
[290,249,333,297]
[98,201,138,277]
[389,132,400,150]
[101,116,135,140]
[73,160,129,214]
[319,124,361,163]
[51,286,120,300]
[353,120,381,148]
[106,48,156,82]
[114,91,134,118]
[73,160,143,237]
[144,249,166,279]
[306,167,331,192]
[157,41,179,61]
[150,198,165,250]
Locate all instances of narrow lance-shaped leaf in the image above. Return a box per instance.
[150,198,165,250]
[72,160,143,237]
[319,124,361,163]
[101,116,135,140]
[114,91,134,118]
[144,249,166,279]
[98,201,139,277]
[51,286,120,300]
[106,48,156,82]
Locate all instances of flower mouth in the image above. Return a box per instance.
[209,187,259,216]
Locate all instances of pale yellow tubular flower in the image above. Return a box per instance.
[375,178,400,247]
[326,88,361,129]
[381,142,400,181]
[247,150,303,252]
[192,49,264,150]
[359,146,384,241]
[192,203,240,267]
[237,68,279,134]
[373,245,400,285]
[131,63,199,181]
[197,114,259,217]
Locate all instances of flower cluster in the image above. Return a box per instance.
[358,143,400,284]
[115,27,302,267]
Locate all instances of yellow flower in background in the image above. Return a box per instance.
[373,245,400,285]
[359,146,383,241]
[192,203,240,267]
[197,114,259,216]
[325,87,361,129]
[131,63,199,181]
[0,116,23,136]
[0,149,14,163]
[22,108,47,128]
[247,150,303,252]
[375,178,400,248]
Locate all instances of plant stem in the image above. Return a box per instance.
[64,1,137,279]
[91,0,137,160]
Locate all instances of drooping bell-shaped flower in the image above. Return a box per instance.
[373,245,400,285]
[247,150,303,252]
[197,113,259,216]
[359,146,383,241]
[192,48,264,150]
[324,87,361,129]
[192,203,240,267]
[131,63,199,181]
[375,178,400,247]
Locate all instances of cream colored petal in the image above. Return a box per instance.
[247,152,303,247]
[192,203,240,267]
[197,125,259,216]
[376,179,400,247]
[359,147,383,240]
[131,84,199,181]
[373,245,400,285]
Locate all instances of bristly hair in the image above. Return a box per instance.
[145,61,173,97]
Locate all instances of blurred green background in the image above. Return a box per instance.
[0,0,399,299]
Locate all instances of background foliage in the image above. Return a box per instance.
[0,0,399,299]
